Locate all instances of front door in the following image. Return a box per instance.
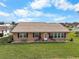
[43,33,48,41]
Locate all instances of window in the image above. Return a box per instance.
[54,33,57,38]
[58,33,60,38]
[33,32,41,37]
[60,33,66,38]
[33,32,41,41]
[18,32,28,38]
[49,33,59,38]
[49,32,66,38]
[61,33,65,38]
[49,33,53,38]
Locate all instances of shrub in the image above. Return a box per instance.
[0,35,13,44]
[66,32,76,42]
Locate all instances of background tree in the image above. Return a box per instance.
[11,21,16,25]
[0,22,4,24]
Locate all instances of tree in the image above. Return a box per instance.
[11,21,16,25]
[0,22,4,24]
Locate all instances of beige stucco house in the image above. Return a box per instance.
[12,22,69,43]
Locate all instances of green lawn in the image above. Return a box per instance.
[0,42,79,59]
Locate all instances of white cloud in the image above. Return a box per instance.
[30,0,73,10]
[74,3,79,12]
[0,0,79,23]
[29,10,44,17]
[51,0,79,12]
[14,9,42,17]
[0,11,9,16]
[13,8,46,17]
[14,9,29,17]
[1,0,78,23]
[47,14,67,23]
[12,7,68,23]
[31,0,51,9]
[30,0,79,12]
[53,16,66,21]
[17,18,33,22]
[0,2,6,7]
[51,0,73,10]
[0,9,70,23]
[28,10,56,17]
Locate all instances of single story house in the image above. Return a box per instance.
[12,22,69,43]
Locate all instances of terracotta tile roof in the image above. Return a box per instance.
[12,22,69,32]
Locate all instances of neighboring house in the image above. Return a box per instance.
[0,24,13,37]
[60,22,79,28]
[0,25,8,37]
[60,22,79,31]
[72,24,79,37]
[12,22,69,43]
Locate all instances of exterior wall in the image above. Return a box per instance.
[27,33,34,42]
[12,32,68,43]
[12,32,34,42]
[12,32,20,42]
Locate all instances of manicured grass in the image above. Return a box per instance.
[0,42,79,59]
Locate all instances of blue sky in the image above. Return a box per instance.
[0,0,79,23]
